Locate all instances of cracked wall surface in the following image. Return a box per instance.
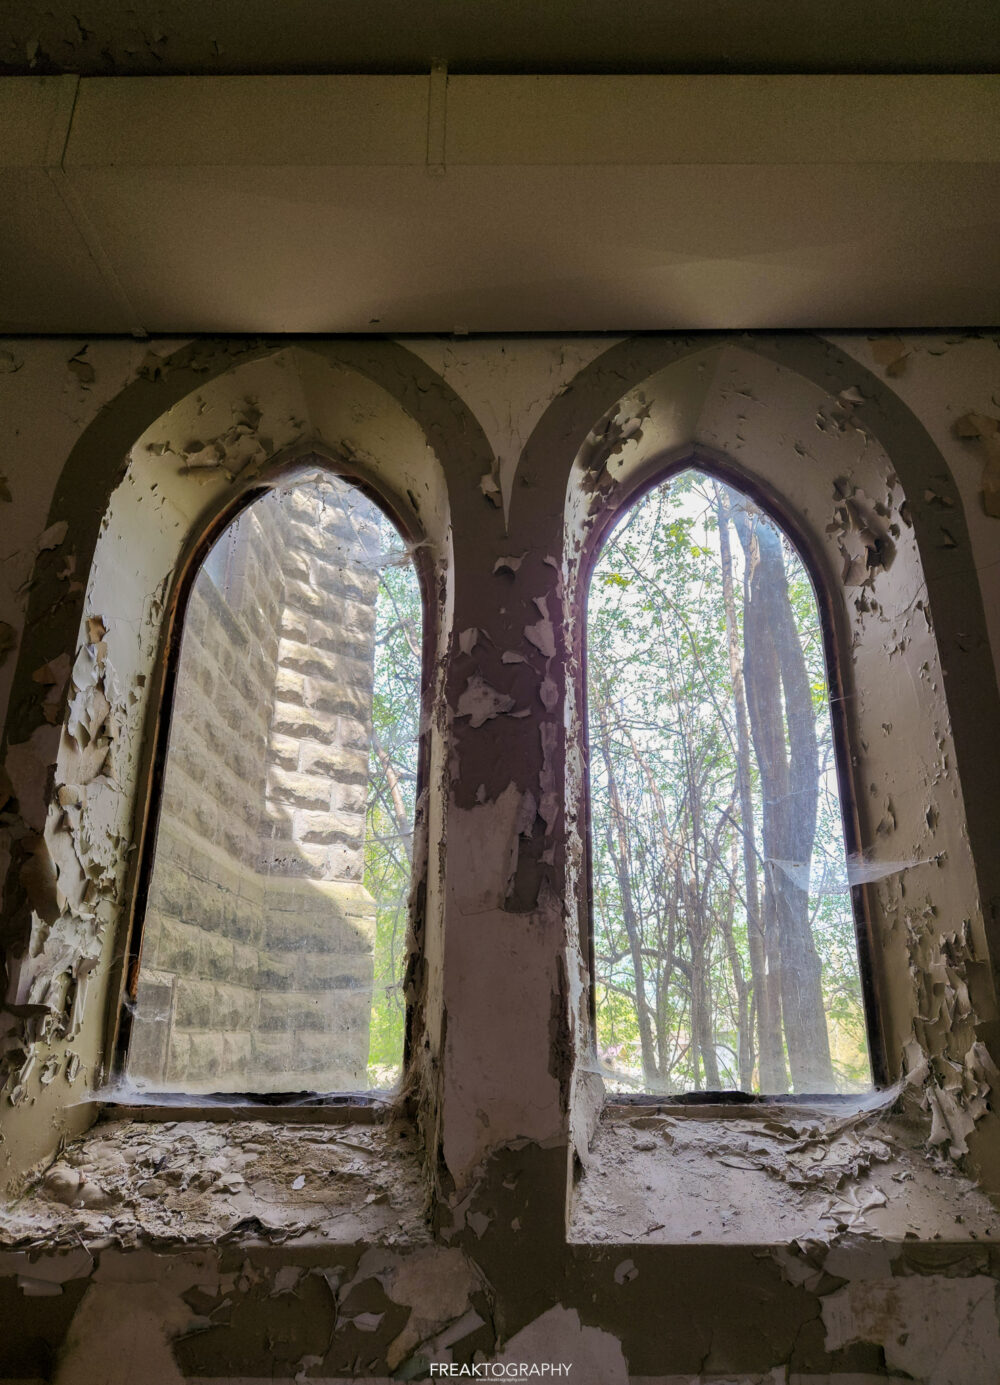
[0,332,999,1382]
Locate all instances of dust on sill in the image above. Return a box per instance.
[0,1115,430,1252]
[570,1098,1000,1246]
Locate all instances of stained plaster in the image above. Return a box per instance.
[1,333,1000,1381]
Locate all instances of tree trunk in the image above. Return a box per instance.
[716,485,779,1089]
[595,697,660,1086]
[731,499,833,1092]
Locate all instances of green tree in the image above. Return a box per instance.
[588,469,871,1095]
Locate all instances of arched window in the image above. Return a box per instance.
[587,466,876,1097]
[121,471,422,1095]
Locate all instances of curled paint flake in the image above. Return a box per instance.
[870,337,909,375]
[954,412,1000,518]
[456,674,515,728]
[480,473,502,507]
[525,597,556,659]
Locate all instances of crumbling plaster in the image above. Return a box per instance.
[0,331,999,1382]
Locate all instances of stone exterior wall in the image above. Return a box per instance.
[128,480,381,1093]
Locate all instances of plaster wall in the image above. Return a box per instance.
[0,332,999,1383]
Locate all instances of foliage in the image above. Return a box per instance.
[588,470,871,1094]
[363,519,421,1087]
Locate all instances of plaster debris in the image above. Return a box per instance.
[0,1119,429,1250]
[572,1097,1000,1246]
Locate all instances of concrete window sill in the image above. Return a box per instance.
[0,1116,429,1253]
[570,1099,1000,1246]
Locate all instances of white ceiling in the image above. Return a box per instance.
[2,71,998,334]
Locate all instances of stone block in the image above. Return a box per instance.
[257,950,295,989]
[337,715,371,750]
[308,553,377,605]
[254,1028,368,1086]
[266,767,331,812]
[257,947,373,993]
[176,1030,227,1084]
[270,702,338,742]
[282,576,328,615]
[260,890,376,955]
[198,927,237,982]
[291,807,362,847]
[232,940,261,987]
[221,890,263,944]
[330,778,369,814]
[322,841,367,882]
[279,606,309,642]
[268,733,299,770]
[261,838,331,877]
[274,667,306,705]
[128,972,174,1085]
[173,977,258,1033]
[153,916,203,976]
[297,738,369,783]
[163,1030,192,1085]
[250,1030,298,1075]
[221,1029,254,1083]
[257,986,369,1032]
[303,674,371,721]
[343,596,378,637]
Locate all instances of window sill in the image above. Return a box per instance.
[569,1097,1000,1246]
[0,1114,429,1253]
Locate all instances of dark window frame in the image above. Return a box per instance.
[107,460,433,1111]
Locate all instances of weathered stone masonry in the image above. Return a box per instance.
[129,479,382,1093]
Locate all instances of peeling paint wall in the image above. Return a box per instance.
[1,332,1000,1383]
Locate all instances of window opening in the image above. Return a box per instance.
[587,467,874,1097]
[123,473,421,1095]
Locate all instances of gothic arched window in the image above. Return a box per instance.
[587,467,877,1097]
[122,471,422,1096]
